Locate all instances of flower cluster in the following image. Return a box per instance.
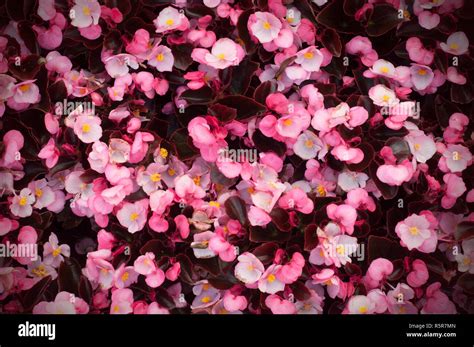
[0,0,473,314]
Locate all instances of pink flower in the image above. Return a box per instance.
[114,264,138,289]
[370,59,396,78]
[331,145,364,165]
[258,264,285,294]
[407,259,429,287]
[395,213,438,252]
[13,80,40,104]
[248,206,272,226]
[376,161,414,186]
[446,66,466,85]
[153,6,189,33]
[326,203,357,234]
[174,175,206,201]
[368,84,399,106]
[33,292,89,314]
[70,0,101,28]
[74,115,102,143]
[234,252,265,284]
[88,141,109,173]
[405,132,436,163]
[191,38,244,69]
[105,54,139,78]
[248,12,282,44]
[116,199,149,233]
[38,138,60,169]
[418,11,440,30]
[10,188,35,218]
[148,45,174,72]
[442,144,472,173]
[278,188,314,214]
[410,64,434,90]
[440,32,469,55]
[441,173,466,209]
[364,258,393,289]
[265,295,297,314]
[43,232,70,267]
[293,131,323,160]
[421,282,456,314]
[346,295,376,314]
[110,288,134,314]
[295,46,324,72]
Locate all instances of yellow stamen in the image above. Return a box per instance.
[156,53,164,62]
[409,226,419,235]
[52,248,61,257]
[19,84,30,92]
[193,176,201,185]
[209,201,220,208]
[316,185,326,197]
[304,52,314,59]
[121,272,129,282]
[267,274,276,283]
[305,139,313,148]
[150,173,161,182]
[166,18,174,26]
[82,123,91,133]
[160,148,168,158]
[168,168,176,176]
[35,188,43,198]
[217,53,226,60]
[201,296,211,303]
[32,265,47,277]
[359,306,368,314]
[414,143,421,151]
[380,66,389,74]
[382,95,390,102]
[283,119,293,126]
[19,196,28,206]
[82,6,91,16]
[130,212,139,221]
[263,21,271,30]
[450,43,459,50]
[418,69,427,76]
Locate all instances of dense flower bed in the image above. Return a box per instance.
[0,0,473,314]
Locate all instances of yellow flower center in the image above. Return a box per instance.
[382,95,390,102]
[414,143,421,151]
[358,306,368,314]
[418,69,427,76]
[380,66,389,74]
[336,245,345,255]
[304,52,314,59]
[160,148,168,158]
[193,176,201,185]
[263,21,271,30]
[52,248,61,257]
[130,212,139,221]
[283,119,293,126]
[35,188,43,198]
[201,296,211,303]
[209,201,220,208]
[166,18,174,26]
[247,187,255,194]
[82,6,91,16]
[409,226,419,235]
[121,272,129,282]
[19,196,28,206]
[82,123,91,133]
[150,173,161,182]
[156,53,164,62]
[32,265,47,277]
[463,257,471,265]
[305,139,314,148]
[202,284,210,291]
[168,168,176,176]
[450,43,459,50]
[19,84,30,92]
[267,274,276,283]
[316,185,326,197]
[217,53,226,60]
[113,305,120,313]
